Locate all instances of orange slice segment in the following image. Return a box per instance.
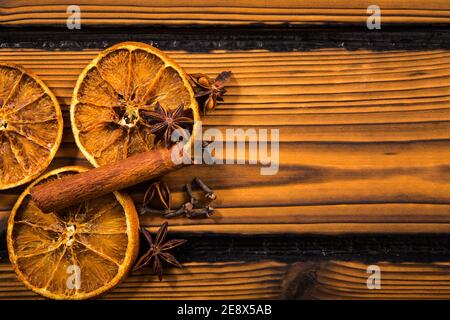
[0,63,63,190]
[7,166,139,300]
[71,42,199,167]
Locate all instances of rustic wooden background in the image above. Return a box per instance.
[2,0,450,299]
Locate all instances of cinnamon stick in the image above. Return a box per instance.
[30,148,183,213]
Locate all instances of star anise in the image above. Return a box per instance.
[141,181,172,215]
[133,222,187,281]
[141,103,194,147]
[190,71,232,114]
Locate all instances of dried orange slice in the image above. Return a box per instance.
[71,42,199,167]
[7,166,139,300]
[0,63,63,190]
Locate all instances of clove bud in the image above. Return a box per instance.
[194,177,216,200]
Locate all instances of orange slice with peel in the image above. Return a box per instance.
[7,166,139,300]
[0,63,63,190]
[70,42,200,167]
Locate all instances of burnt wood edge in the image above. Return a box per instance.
[1,26,450,51]
[2,233,450,263]
[171,233,450,263]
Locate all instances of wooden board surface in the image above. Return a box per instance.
[1,4,450,300]
[2,47,450,235]
[1,258,450,300]
[1,0,450,26]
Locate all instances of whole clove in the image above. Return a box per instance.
[194,177,216,200]
[186,205,215,218]
[185,182,198,205]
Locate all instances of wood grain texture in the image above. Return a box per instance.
[309,261,450,299]
[1,0,450,27]
[1,48,450,234]
[1,259,450,299]
[0,260,286,299]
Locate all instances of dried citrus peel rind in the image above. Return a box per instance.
[7,166,139,300]
[0,63,63,190]
[70,42,200,167]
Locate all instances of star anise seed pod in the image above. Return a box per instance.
[141,103,194,147]
[190,71,231,114]
[133,223,187,281]
[141,181,172,214]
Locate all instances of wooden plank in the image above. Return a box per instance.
[1,259,450,299]
[2,48,450,234]
[0,260,286,299]
[1,1,450,27]
[310,261,450,299]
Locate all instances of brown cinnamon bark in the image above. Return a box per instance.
[30,148,183,213]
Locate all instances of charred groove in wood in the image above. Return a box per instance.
[1,27,450,52]
[2,233,450,262]
[1,233,450,263]
[8,233,440,264]
[160,234,450,263]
